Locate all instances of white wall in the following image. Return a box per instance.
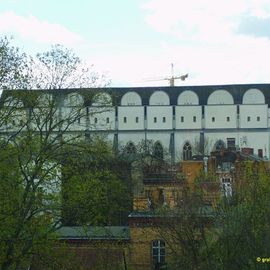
[175,106,202,129]
[205,105,237,129]
[239,105,268,128]
[118,132,146,146]
[147,106,173,130]
[174,131,200,159]
[118,106,144,130]
[238,131,269,157]
[89,107,115,130]
[204,131,239,152]
[145,131,171,151]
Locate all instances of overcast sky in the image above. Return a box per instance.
[1,0,270,87]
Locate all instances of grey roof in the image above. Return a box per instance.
[58,226,130,240]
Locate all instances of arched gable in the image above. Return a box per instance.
[177,90,199,105]
[92,92,112,106]
[64,92,84,107]
[207,90,234,105]
[121,91,142,106]
[149,91,170,105]
[242,88,265,104]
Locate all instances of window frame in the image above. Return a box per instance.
[152,240,165,265]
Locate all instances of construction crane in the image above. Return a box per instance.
[144,63,188,86]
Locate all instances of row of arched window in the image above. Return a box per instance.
[124,141,193,160]
[124,139,231,160]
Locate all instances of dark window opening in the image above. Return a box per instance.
[227,138,235,150]
[183,142,192,160]
[136,116,139,123]
[123,117,127,123]
[215,140,225,151]
[247,116,251,122]
[152,240,165,266]
[163,117,166,123]
[154,142,163,159]
[212,117,215,122]
[181,116,184,122]
[154,117,157,123]
[125,142,136,154]
[193,116,196,122]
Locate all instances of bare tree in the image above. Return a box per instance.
[32,44,110,89]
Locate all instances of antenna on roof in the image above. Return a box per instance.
[144,63,188,86]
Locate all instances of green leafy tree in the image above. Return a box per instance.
[0,92,122,269]
[211,161,270,270]
[62,138,132,226]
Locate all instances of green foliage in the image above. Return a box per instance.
[62,139,132,226]
[158,161,270,270]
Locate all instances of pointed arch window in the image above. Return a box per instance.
[183,142,192,160]
[215,140,225,151]
[154,142,163,159]
[125,142,136,155]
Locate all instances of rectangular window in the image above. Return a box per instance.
[181,116,184,122]
[136,116,139,123]
[154,117,157,123]
[152,240,165,264]
[123,117,127,123]
[227,116,230,122]
[106,117,109,123]
[77,118,81,124]
[212,117,215,122]
[94,117,97,124]
[193,116,196,122]
[257,116,260,121]
[163,117,166,123]
[247,116,251,122]
[227,138,235,150]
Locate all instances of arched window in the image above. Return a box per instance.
[124,142,136,155]
[152,240,165,266]
[154,142,163,159]
[183,142,192,160]
[214,140,225,151]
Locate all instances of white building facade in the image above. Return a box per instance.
[2,84,270,160]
